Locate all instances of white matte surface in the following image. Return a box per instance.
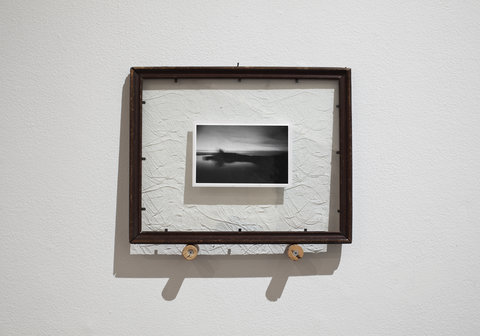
[2,1,480,335]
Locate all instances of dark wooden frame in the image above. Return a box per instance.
[130,67,352,244]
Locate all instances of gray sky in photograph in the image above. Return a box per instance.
[196,125,288,152]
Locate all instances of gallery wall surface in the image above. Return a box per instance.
[1,1,480,335]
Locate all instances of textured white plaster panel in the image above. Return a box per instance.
[130,243,330,255]
[132,79,337,255]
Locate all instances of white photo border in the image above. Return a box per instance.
[192,123,291,188]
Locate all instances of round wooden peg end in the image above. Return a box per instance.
[287,244,304,261]
[182,245,198,260]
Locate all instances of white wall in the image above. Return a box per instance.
[2,1,479,335]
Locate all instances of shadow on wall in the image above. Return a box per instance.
[113,76,342,302]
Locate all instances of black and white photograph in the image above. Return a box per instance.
[193,124,290,187]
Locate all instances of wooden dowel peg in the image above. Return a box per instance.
[287,244,304,261]
[182,244,198,261]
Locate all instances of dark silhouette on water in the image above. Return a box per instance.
[198,149,288,184]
